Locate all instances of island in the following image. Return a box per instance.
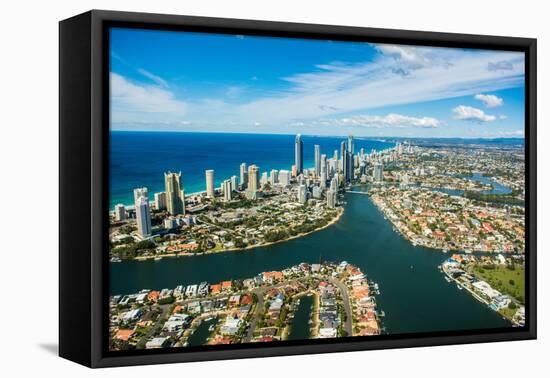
[108,261,383,351]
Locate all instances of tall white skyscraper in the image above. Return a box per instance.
[314,144,321,177]
[374,162,384,182]
[330,176,339,191]
[326,189,337,209]
[133,187,151,237]
[270,169,279,184]
[114,204,126,221]
[239,163,248,187]
[295,134,303,174]
[320,171,327,188]
[297,184,307,204]
[230,175,238,191]
[329,158,337,176]
[154,192,167,211]
[164,171,184,215]
[278,170,291,186]
[205,170,215,198]
[223,179,232,201]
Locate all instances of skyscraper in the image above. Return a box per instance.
[154,192,167,211]
[314,144,321,177]
[295,134,303,175]
[114,204,126,221]
[205,170,215,198]
[270,169,279,185]
[326,189,337,209]
[278,170,291,186]
[230,175,238,191]
[248,165,260,191]
[340,141,348,181]
[346,151,354,182]
[374,162,384,182]
[239,163,248,188]
[297,184,307,204]
[320,170,327,188]
[261,171,268,186]
[348,134,354,154]
[330,177,338,191]
[223,179,232,201]
[164,172,184,215]
[133,187,151,238]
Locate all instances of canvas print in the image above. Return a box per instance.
[108,28,526,352]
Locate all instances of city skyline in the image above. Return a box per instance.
[110,28,525,138]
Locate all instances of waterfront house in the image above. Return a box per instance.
[115,329,135,342]
[145,337,170,349]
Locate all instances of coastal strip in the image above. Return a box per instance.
[441,254,525,326]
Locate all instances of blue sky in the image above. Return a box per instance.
[110,27,525,138]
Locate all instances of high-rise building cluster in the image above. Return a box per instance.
[116,133,401,239]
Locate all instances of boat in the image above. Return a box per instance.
[208,325,215,331]
[154,256,162,261]
[456,284,463,290]
[444,276,452,283]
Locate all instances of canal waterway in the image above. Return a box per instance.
[111,186,510,335]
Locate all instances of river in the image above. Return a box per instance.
[110,186,510,335]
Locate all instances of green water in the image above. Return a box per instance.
[186,318,218,347]
[288,295,314,340]
[110,188,510,335]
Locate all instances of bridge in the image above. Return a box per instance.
[346,190,370,195]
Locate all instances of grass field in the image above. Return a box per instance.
[470,264,525,304]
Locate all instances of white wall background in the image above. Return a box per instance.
[0,0,546,375]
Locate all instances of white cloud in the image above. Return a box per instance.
[137,68,169,88]
[111,73,187,124]
[498,130,524,136]
[236,46,524,125]
[453,105,496,122]
[487,60,514,71]
[110,44,525,135]
[474,93,503,108]
[298,113,441,129]
[375,44,433,70]
[336,114,440,128]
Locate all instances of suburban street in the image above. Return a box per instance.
[328,277,353,336]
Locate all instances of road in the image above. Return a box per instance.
[136,304,172,349]
[328,277,353,336]
[243,289,264,342]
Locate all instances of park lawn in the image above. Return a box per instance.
[470,265,525,304]
[498,306,518,321]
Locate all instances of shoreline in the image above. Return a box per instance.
[441,263,520,326]
[130,207,345,262]
[369,191,521,255]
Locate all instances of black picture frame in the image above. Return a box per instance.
[59,9,537,368]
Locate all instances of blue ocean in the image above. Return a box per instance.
[109,131,395,208]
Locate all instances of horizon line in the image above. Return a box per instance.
[110,129,525,140]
